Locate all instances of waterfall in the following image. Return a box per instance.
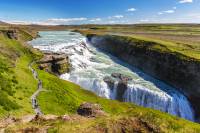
[30,31,195,121]
[123,83,194,121]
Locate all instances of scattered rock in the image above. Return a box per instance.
[60,115,71,121]
[77,102,106,117]
[37,52,70,75]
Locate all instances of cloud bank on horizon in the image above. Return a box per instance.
[0,0,199,25]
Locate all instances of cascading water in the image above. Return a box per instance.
[29,31,195,121]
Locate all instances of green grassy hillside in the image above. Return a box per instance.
[0,27,200,132]
[0,30,38,117]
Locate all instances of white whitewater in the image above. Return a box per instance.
[29,31,195,121]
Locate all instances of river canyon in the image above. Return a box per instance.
[29,31,195,121]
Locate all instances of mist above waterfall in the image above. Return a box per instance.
[30,31,195,121]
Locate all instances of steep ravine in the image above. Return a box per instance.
[87,34,200,120]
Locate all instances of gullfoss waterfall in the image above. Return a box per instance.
[30,31,195,121]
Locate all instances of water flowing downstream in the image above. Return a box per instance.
[29,31,195,121]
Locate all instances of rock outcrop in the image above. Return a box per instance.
[87,34,200,120]
[104,73,132,101]
[37,52,70,75]
[0,30,18,40]
[103,76,115,90]
[77,102,106,117]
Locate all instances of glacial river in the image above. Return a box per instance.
[30,31,195,121]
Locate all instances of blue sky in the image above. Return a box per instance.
[0,0,200,25]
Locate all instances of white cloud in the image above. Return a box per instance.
[43,17,88,25]
[5,17,88,25]
[90,18,102,22]
[179,0,193,3]
[4,20,49,25]
[127,8,136,12]
[158,8,176,15]
[164,10,175,13]
[108,15,124,19]
[112,15,124,19]
[46,18,87,23]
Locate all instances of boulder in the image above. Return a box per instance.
[60,115,71,121]
[77,102,106,117]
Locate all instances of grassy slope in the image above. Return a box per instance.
[0,27,43,117]
[0,29,43,118]
[0,26,200,132]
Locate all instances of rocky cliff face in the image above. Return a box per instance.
[87,34,200,120]
[37,52,70,75]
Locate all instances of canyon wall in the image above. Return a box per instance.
[87,34,200,120]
